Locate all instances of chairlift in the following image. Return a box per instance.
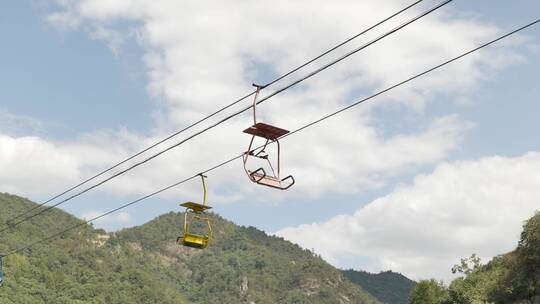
[177,174,212,249]
[243,84,295,190]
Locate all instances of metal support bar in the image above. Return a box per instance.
[276,139,281,178]
[199,174,207,207]
[251,84,264,125]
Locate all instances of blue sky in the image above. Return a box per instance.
[1,0,539,280]
[0,1,152,136]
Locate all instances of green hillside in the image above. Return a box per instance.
[342,270,416,304]
[0,193,379,304]
[410,211,540,304]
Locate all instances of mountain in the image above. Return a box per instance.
[0,192,379,304]
[410,211,540,304]
[342,270,416,304]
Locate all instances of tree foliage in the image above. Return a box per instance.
[451,254,482,275]
[410,279,448,304]
[343,269,416,304]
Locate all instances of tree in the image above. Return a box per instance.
[518,212,540,271]
[410,279,448,304]
[512,211,540,298]
[451,254,482,275]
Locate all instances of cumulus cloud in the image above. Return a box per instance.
[0,134,80,195]
[276,152,540,281]
[0,111,467,204]
[0,110,57,136]
[46,11,82,30]
[88,24,126,56]
[0,130,139,197]
[284,114,471,196]
[47,0,521,118]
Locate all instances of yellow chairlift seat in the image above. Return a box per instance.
[177,175,213,249]
[178,202,212,249]
[182,232,209,249]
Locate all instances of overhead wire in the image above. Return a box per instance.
[7,17,539,257]
[0,0,450,232]
[2,0,425,228]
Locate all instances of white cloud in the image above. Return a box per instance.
[46,11,82,30]
[0,134,80,195]
[276,152,540,282]
[88,24,126,56]
[284,114,471,196]
[47,0,521,118]
[0,112,467,204]
[0,110,56,136]
[0,130,137,197]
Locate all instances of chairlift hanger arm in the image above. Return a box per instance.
[199,174,207,207]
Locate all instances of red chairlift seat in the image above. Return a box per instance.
[242,84,295,190]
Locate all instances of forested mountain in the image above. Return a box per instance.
[342,269,416,304]
[410,211,540,304]
[0,193,379,304]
